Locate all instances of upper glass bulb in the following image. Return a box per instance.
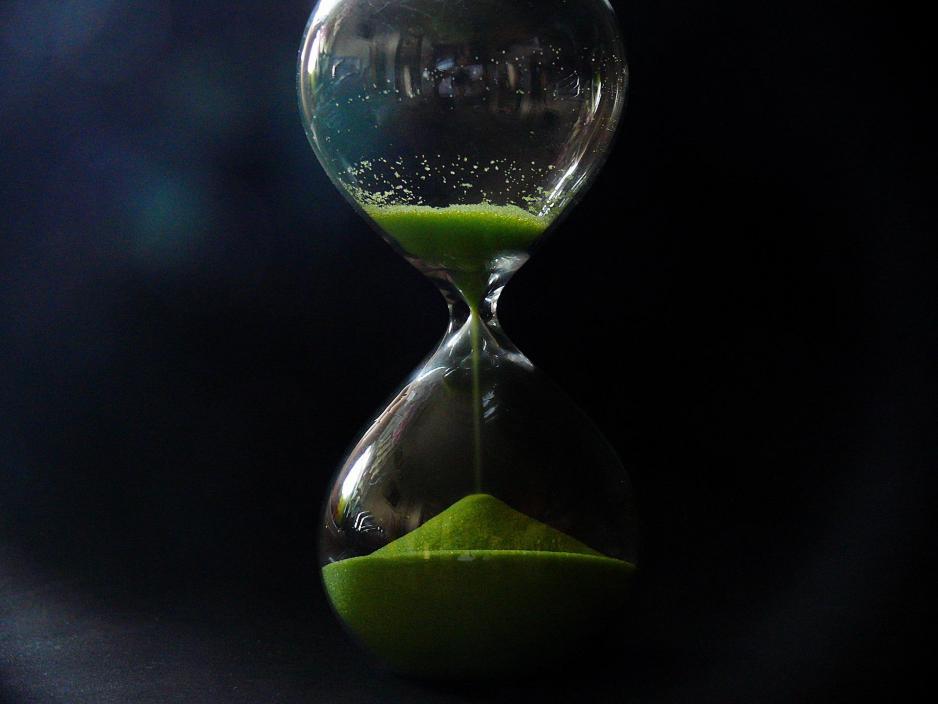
[299,0,627,299]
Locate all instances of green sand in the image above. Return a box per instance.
[364,203,548,273]
[322,495,635,678]
[371,493,600,556]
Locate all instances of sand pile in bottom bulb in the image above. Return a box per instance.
[322,494,635,678]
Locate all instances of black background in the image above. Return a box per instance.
[1,1,934,702]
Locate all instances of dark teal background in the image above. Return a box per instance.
[1,1,933,702]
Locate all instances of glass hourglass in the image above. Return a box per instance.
[299,0,637,679]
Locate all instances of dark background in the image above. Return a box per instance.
[1,1,933,702]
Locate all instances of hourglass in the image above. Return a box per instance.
[299,0,637,679]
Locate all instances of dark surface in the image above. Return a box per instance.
[1,1,934,702]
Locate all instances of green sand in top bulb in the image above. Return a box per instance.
[364,203,548,275]
[322,494,635,678]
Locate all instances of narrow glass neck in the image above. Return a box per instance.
[429,255,528,331]
[447,285,503,332]
[422,265,532,378]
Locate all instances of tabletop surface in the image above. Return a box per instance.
[0,540,905,704]
[2,548,653,704]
